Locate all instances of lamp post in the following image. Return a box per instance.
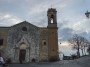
[85,11,90,18]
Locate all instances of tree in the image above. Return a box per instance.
[81,37,89,55]
[79,36,89,56]
[68,34,89,57]
[87,45,90,55]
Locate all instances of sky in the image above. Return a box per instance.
[0,0,90,55]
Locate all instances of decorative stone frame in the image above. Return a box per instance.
[14,36,30,63]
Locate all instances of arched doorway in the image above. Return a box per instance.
[19,49,26,63]
[19,43,27,63]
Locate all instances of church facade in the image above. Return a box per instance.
[0,8,59,63]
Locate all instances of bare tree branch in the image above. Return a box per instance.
[68,34,89,57]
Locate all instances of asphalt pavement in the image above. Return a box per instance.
[9,56,90,67]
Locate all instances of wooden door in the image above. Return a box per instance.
[19,49,26,62]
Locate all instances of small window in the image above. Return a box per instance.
[52,49,55,51]
[22,27,27,31]
[42,40,46,46]
[44,42,46,45]
[0,39,3,46]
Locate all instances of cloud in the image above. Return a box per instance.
[64,16,90,33]
[0,14,13,20]
[58,14,90,41]
[58,27,74,41]
[0,0,90,42]
[0,13,21,26]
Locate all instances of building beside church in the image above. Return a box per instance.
[0,8,59,63]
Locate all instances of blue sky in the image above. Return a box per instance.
[0,0,90,50]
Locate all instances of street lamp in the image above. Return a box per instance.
[85,11,90,18]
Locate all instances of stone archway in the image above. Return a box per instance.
[14,36,30,63]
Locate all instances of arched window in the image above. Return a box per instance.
[51,18,54,23]
[51,15,54,23]
[42,40,46,46]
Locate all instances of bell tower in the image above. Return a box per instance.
[47,8,57,28]
[47,8,59,61]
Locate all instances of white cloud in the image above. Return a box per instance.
[0,14,11,20]
[59,14,90,34]
[72,18,90,34]
[3,14,11,18]
[0,13,21,26]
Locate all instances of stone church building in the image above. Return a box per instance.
[0,8,59,63]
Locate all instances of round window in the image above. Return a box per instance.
[22,27,27,31]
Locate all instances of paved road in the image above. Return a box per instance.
[9,56,90,67]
